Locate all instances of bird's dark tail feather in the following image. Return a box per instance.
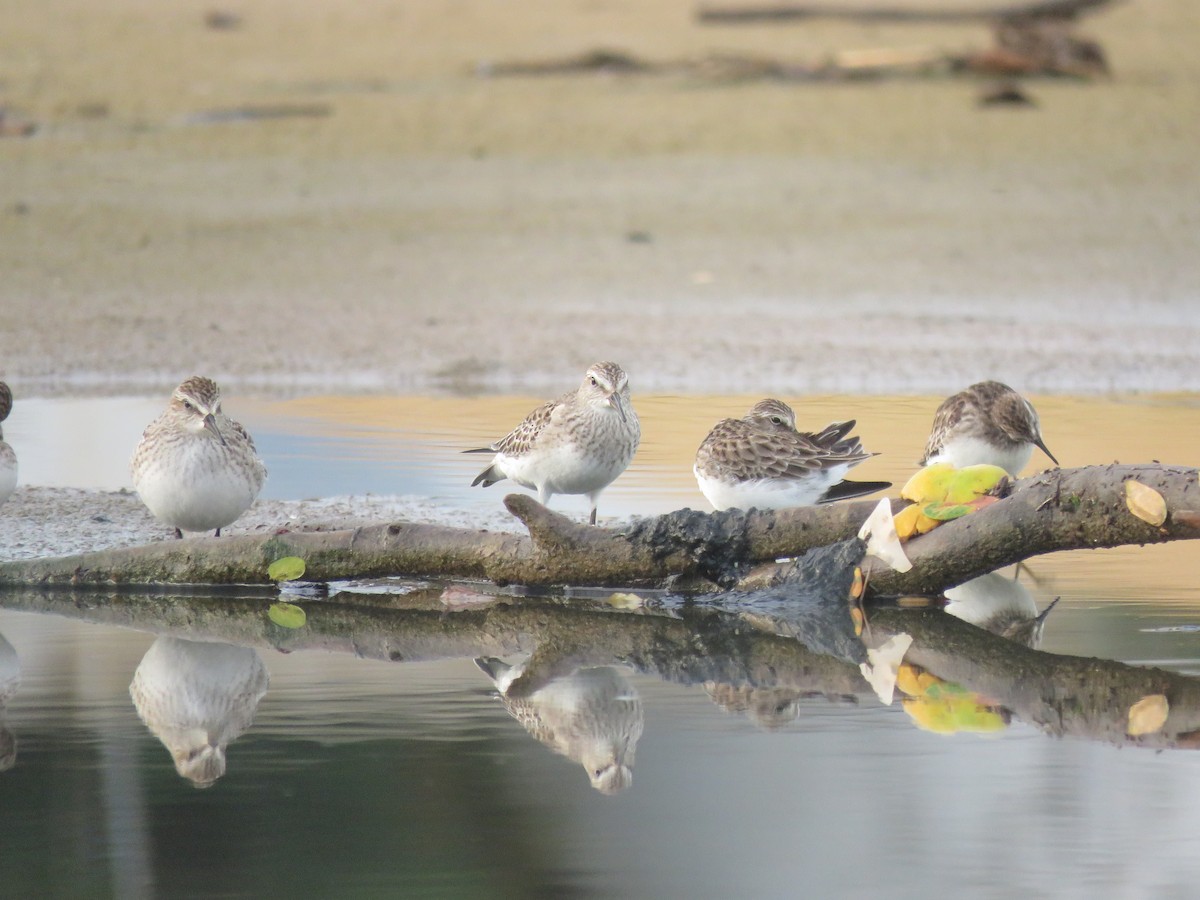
[819,480,892,504]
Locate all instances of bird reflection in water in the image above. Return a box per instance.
[944,571,1058,648]
[130,637,269,787]
[476,657,643,795]
[704,682,858,731]
[0,631,19,772]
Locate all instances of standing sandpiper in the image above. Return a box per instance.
[465,362,640,525]
[694,399,891,511]
[131,376,267,538]
[921,381,1058,476]
[0,382,16,507]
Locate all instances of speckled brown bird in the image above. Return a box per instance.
[693,399,890,511]
[466,362,640,525]
[131,376,267,537]
[920,381,1057,476]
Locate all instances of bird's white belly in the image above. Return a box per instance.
[134,445,261,533]
[0,444,16,505]
[695,465,846,511]
[927,436,1032,477]
[500,444,629,497]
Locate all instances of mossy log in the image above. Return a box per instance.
[0,463,1195,595]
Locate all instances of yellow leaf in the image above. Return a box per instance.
[894,503,942,539]
[896,662,924,697]
[1127,693,1169,736]
[943,464,1008,504]
[900,463,957,503]
[1125,480,1167,527]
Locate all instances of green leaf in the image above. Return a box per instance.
[923,495,999,521]
[268,602,307,629]
[923,502,972,521]
[268,556,306,582]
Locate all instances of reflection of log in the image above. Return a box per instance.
[868,607,1200,751]
[0,464,1196,594]
[0,588,868,698]
[697,0,1120,24]
[9,586,1200,752]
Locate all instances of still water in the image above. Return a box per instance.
[2,392,1200,898]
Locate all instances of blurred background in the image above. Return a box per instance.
[2,0,1198,397]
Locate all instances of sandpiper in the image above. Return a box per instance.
[694,399,891,511]
[921,381,1057,476]
[465,361,640,525]
[0,382,16,507]
[131,376,267,538]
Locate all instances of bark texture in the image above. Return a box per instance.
[0,464,1195,597]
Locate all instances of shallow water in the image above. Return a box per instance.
[2,392,1199,897]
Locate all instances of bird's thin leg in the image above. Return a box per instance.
[174,528,184,540]
[214,528,222,537]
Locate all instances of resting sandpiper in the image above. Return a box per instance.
[0,382,16,507]
[921,381,1057,476]
[466,362,640,525]
[131,376,267,538]
[694,399,891,511]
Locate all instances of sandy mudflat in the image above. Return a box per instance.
[1,0,1198,400]
[0,0,1198,560]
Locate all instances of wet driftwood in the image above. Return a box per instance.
[0,463,1195,595]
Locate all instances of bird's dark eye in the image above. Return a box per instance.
[770,416,783,425]
[589,376,598,386]
[182,401,194,411]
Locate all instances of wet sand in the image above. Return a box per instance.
[2,0,1199,399]
[1,0,1198,559]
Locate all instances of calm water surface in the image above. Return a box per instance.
[2,392,1200,897]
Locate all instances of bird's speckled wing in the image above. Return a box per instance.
[920,393,972,464]
[488,392,572,456]
[697,418,871,482]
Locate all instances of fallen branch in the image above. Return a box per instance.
[0,492,877,588]
[862,463,1200,596]
[0,464,1195,596]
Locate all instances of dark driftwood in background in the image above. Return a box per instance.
[696,0,1119,24]
[0,464,1195,594]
